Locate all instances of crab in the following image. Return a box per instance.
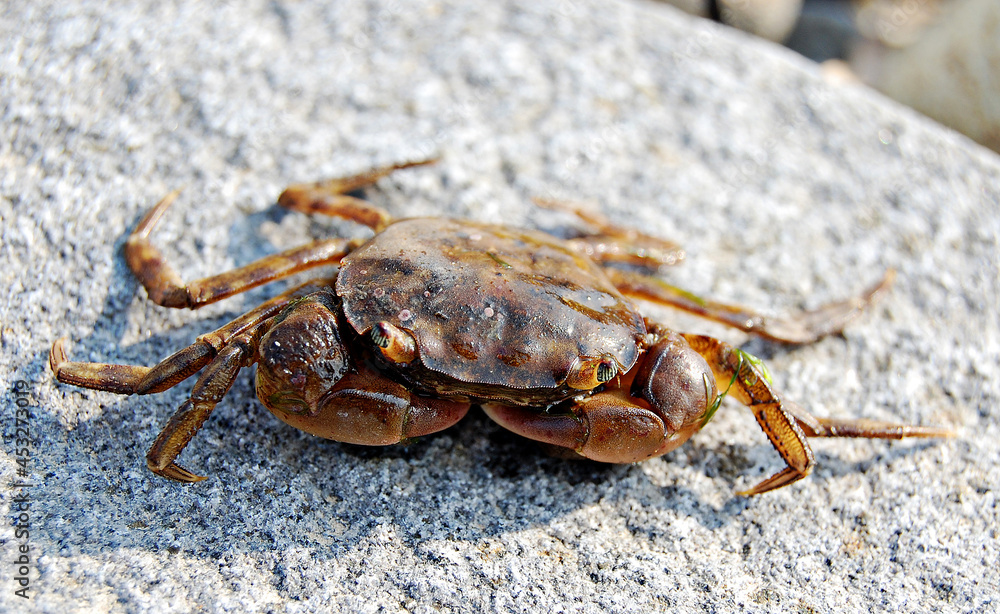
[50,160,949,494]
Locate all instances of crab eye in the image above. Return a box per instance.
[596,360,618,383]
[370,321,417,365]
[370,325,391,348]
[566,356,618,390]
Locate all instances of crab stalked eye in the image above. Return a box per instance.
[596,359,618,383]
[566,356,618,390]
[370,325,391,348]
[370,321,417,364]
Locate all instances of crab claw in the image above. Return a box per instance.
[370,321,418,365]
[256,292,349,415]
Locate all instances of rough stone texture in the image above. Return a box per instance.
[1,1,998,612]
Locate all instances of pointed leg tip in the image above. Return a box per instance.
[49,337,69,372]
[133,188,184,238]
[737,466,809,496]
[156,188,184,212]
[864,269,897,304]
[405,156,440,168]
[149,459,207,483]
[735,482,772,497]
[735,485,770,498]
[911,425,957,439]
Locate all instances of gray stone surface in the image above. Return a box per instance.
[1,1,998,612]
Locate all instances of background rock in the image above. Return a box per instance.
[1,0,998,612]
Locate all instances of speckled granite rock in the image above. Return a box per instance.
[1,1,998,612]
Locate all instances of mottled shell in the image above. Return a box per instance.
[336,218,645,398]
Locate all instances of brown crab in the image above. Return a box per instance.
[50,160,949,494]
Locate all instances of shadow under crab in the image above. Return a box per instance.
[50,160,950,494]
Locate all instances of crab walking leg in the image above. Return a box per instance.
[782,399,954,440]
[565,235,686,269]
[146,334,258,482]
[682,333,816,495]
[50,277,336,396]
[126,191,359,309]
[608,268,896,344]
[533,197,686,268]
[277,158,438,231]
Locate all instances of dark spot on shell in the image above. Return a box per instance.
[497,350,531,367]
[451,341,479,360]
